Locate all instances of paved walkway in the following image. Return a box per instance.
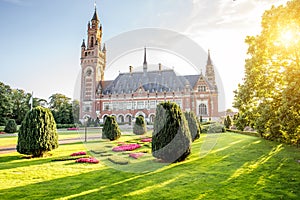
[0,136,101,154]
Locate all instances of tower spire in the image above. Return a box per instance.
[207,49,212,65]
[92,1,99,21]
[143,47,147,73]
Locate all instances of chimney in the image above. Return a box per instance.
[159,63,162,71]
[129,66,133,74]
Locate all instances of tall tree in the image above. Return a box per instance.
[49,93,74,124]
[233,0,300,144]
[0,82,12,126]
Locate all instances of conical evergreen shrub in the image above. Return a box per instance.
[102,116,121,140]
[184,111,200,141]
[133,116,147,135]
[17,106,58,157]
[152,102,192,163]
[4,119,17,133]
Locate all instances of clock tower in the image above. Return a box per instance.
[80,6,106,120]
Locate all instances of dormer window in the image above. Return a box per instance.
[198,85,206,92]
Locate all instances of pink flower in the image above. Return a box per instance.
[67,127,79,131]
[141,138,152,142]
[112,144,141,152]
[76,157,99,164]
[0,132,5,134]
[70,151,86,156]
[129,152,145,159]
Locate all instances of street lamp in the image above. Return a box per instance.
[83,116,89,142]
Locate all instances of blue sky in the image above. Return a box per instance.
[0,0,289,110]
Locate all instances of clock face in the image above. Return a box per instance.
[86,69,92,76]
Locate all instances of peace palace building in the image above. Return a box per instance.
[80,8,219,123]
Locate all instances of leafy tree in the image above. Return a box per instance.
[152,102,192,163]
[133,116,147,135]
[0,82,12,126]
[233,0,300,145]
[184,111,200,141]
[17,106,58,157]
[102,116,121,140]
[49,93,74,124]
[4,119,17,133]
[72,100,80,124]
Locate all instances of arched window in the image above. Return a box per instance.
[90,37,94,47]
[199,103,207,116]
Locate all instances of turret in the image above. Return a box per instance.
[143,47,147,73]
[205,49,216,87]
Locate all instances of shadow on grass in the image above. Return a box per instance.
[0,133,299,199]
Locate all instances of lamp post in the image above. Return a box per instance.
[84,116,89,142]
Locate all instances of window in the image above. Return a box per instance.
[199,103,207,115]
[198,85,206,92]
[103,103,110,111]
[137,101,144,109]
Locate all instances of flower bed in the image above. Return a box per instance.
[141,138,152,142]
[76,157,99,164]
[67,127,79,131]
[70,151,86,156]
[0,132,5,134]
[129,152,145,159]
[112,144,141,152]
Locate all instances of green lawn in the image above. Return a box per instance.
[0,132,299,199]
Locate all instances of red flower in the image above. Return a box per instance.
[141,138,152,142]
[76,157,99,164]
[70,151,86,156]
[129,152,145,159]
[67,127,79,131]
[112,144,141,152]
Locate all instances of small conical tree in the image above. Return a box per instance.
[4,119,17,133]
[133,116,147,135]
[152,102,192,163]
[184,111,200,141]
[17,106,58,157]
[224,115,232,129]
[102,116,121,140]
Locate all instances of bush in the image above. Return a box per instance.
[102,116,121,141]
[17,106,58,157]
[152,102,192,163]
[56,124,77,129]
[202,122,225,133]
[224,115,232,129]
[184,111,200,141]
[4,119,17,133]
[133,116,147,135]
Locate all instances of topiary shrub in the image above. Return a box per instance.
[202,122,225,133]
[224,115,232,129]
[4,119,17,133]
[102,116,121,141]
[184,111,200,141]
[17,106,58,157]
[152,102,192,163]
[133,116,147,135]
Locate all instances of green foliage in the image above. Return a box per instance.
[17,106,58,157]
[133,116,147,135]
[224,115,232,129]
[0,82,12,126]
[233,1,300,145]
[49,93,74,124]
[4,119,17,133]
[102,116,121,141]
[184,111,200,141]
[202,122,225,133]
[152,101,192,163]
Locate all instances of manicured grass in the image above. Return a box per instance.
[0,132,299,199]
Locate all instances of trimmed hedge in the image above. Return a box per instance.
[227,129,260,137]
[133,116,147,135]
[102,116,121,141]
[17,106,58,157]
[184,111,200,141]
[202,122,225,133]
[152,102,192,163]
[4,119,17,133]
